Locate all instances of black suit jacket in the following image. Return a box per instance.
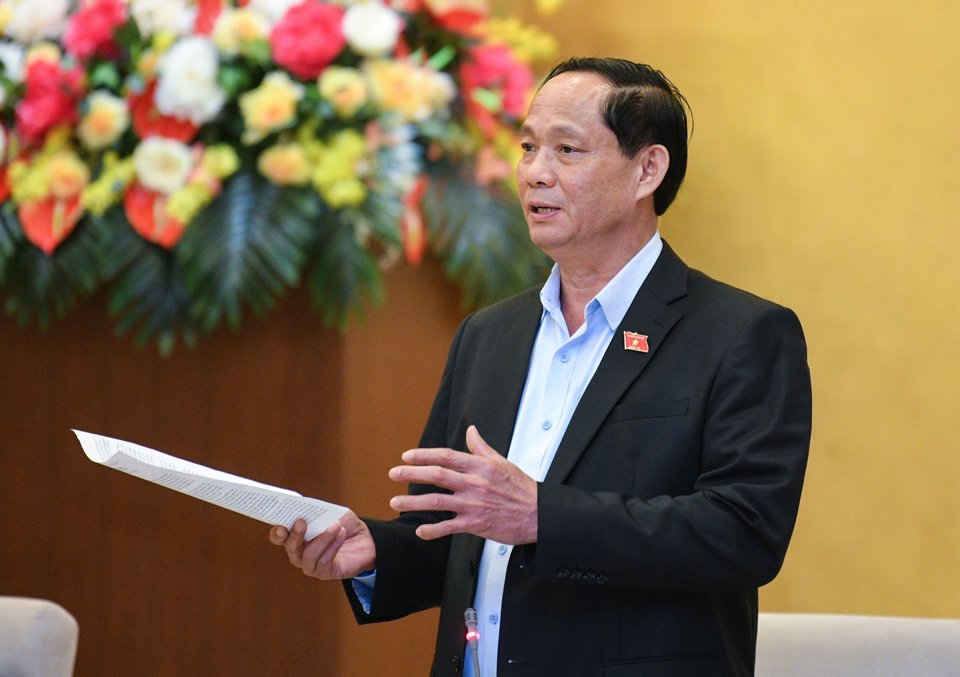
[347,242,812,677]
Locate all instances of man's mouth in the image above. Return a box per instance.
[530,204,560,215]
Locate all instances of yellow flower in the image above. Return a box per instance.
[47,150,90,200]
[8,148,89,204]
[82,154,136,216]
[24,41,61,67]
[78,91,130,150]
[212,8,268,57]
[0,5,12,34]
[310,129,369,208]
[318,66,368,118]
[239,71,304,144]
[166,183,212,224]
[201,144,239,179]
[365,59,454,123]
[258,143,310,186]
[323,178,366,209]
[482,17,557,64]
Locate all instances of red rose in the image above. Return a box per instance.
[15,61,85,144]
[270,1,346,80]
[63,0,127,60]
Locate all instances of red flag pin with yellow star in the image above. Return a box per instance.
[623,331,649,353]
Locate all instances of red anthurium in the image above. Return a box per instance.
[19,197,84,255]
[194,0,224,36]
[401,174,429,265]
[433,9,485,34]
[123,182,186,249]
[129,80,200,142]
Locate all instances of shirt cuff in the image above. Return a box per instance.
[350,570,377,614]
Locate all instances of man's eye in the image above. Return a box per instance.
[559,145,575,154]
[520,143,535,152]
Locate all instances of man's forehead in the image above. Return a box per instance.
[522,72,610,130]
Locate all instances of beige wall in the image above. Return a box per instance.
[524,0,960,616]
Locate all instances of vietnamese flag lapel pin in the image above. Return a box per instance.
[623,331,649,353]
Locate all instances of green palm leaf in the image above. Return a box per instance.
[97,207,197,356]
[423,165,550,308]
[308,209,385,328]
[177,170,320,333]
[0,204,21,282]
[0,217,101,327]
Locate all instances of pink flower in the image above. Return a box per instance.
[270,1,345,80]
[462,44,533,118]
[461,44,533,138]
[63,0,128,60]
[15,60,85,144]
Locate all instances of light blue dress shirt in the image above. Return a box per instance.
[354,233,663,677]
[466,232,662,676]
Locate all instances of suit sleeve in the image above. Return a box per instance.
[526,304,812,592]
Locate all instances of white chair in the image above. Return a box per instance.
[756,612,960,676]
[0,597,79,677]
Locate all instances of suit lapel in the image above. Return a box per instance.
[544,241,688,484]
[476,289,543,457]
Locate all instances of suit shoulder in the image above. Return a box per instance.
[465,286,541,329]
[686,268,792,312]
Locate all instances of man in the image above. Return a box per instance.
[271,57,811,677]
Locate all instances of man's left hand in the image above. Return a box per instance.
[388,425,538,544]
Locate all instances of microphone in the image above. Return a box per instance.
[465,607,481,677]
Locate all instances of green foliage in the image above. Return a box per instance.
[423,165,551,308]
[97,206,198,355]
[177,170,319,333]
[1,216,101,327]
[308,210,385,328]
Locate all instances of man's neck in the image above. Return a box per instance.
[556,229,657,334]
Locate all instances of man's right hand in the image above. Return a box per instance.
[270,510,376,580]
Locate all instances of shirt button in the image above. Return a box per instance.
[541,420,552,430]
[489,614,499,625]
[559,353,569,363]
[498,544,508,556]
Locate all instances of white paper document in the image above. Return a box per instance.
[73,429,348,540]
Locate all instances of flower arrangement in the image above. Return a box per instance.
[0,0,562,353]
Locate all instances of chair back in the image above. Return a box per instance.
[756,612,960,676]
[0,597,79,677]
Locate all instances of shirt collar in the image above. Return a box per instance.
[539,231,663,332]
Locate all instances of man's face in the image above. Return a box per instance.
[517,71,646,263]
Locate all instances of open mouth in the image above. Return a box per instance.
[530,204,560,215]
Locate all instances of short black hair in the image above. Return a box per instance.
[542,57,690,216]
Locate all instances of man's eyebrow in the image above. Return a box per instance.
[519,122,585,138]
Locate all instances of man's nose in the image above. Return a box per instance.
[522,151,556,186]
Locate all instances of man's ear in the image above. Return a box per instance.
[634,144,669,202]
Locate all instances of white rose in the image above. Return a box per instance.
[343,2,403,57]
[245,0,303,25]
[155,37,225,125]
[130,0,197,37]
[3,0,69,43]
[134,137,193,194]
[0,42,24,83]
